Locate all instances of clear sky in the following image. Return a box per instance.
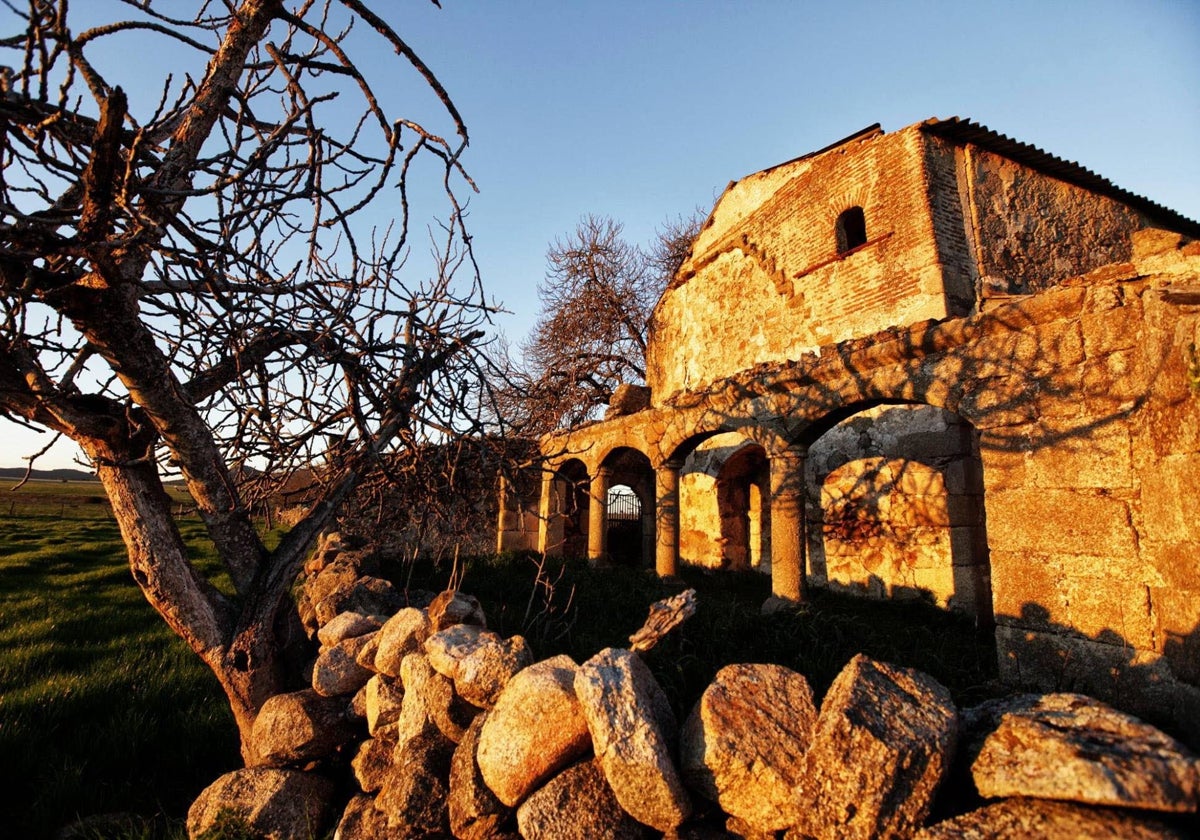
[3,0,1198,470]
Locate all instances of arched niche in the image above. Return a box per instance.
[805,403,992,623]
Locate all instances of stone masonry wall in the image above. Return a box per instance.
[966,146,1148,297]
[982,233,1200,735]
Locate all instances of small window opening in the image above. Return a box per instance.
[836,206,867,254]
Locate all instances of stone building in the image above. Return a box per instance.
[497,117,1200,743]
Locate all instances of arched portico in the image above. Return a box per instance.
[591,447,654,566]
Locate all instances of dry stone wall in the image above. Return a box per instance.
[187,545,1200,839]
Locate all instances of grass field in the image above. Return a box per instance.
[0,481,241,838]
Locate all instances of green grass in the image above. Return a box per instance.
[387,551,1002,718]
[0,484,249,839]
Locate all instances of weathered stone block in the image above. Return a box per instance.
[970,693,1200,813]
[251,689,358,767]
[373,608,432,679]
[791,654,958,840]
[1061,575,1154,650]
[515,759,649,840]
[477,655,591,807]
[989,551,1063,628]
[915,798,1190,840]
[986,488,1137,557]
[317,612,383,648]
[351,726,398,794]
[188,768,335,840]
[1150,586,1200,685]
[376,729,455,836]
[313,634,375,697]
[680,663,816,832]
[1139,454,1200,545]
[364,674,404,736]
[448,713,514,840]
[334,794,390,840]
[1024,421,1134,490]
[575,648,690,832]
[1147,542,1200,593]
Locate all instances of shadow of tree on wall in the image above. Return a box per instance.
[1000,602,1200,751]
[546,275,1198,746]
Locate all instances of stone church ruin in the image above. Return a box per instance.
[497,117,1200,744]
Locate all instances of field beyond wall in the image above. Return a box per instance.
[0,480,241,837]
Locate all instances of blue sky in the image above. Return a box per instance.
[3,0,1199,470]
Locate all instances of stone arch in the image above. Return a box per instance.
[804,401,992,623]
[598,446,656,566]
[716,442,770,572]
[660,416,792,472]
[549,457,590,558]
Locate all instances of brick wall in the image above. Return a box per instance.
[648,125,953,401]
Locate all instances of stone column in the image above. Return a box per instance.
[769,446,808,602]
[537,469,564,557]
[496,474,513,554]
[587,466,611,564]
[655,461,682,578]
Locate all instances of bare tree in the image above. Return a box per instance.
[0,0,499,760]
[505,212,702,434]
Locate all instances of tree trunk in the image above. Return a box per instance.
[90,451,290,763]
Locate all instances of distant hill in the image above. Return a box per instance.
[0,466,98,482]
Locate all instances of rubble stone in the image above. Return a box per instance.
[914,797,1193,839]
[970,693,1200,813]
[350,726,398,793]
[428,589,487,631]
[364,674,404,736]
[681,663,817,832]
[187,767,334,840]
[333,794,390,840]
[251,689,358,766]
[575,647,691,832]
[312,634,375,697]
[449,713,515,840]
[375,728,455,837]
[790,654,958,840]
[373,607,432,678]
[425,626,535,710]
[317,611,383,647]
[515,759,650,840]
[477,655,592,807]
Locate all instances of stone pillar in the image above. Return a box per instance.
[769,446,808,602]
[587,466,611,564]
[655,461,682,578]
[537,469,564,557]
[496,474,514,554]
